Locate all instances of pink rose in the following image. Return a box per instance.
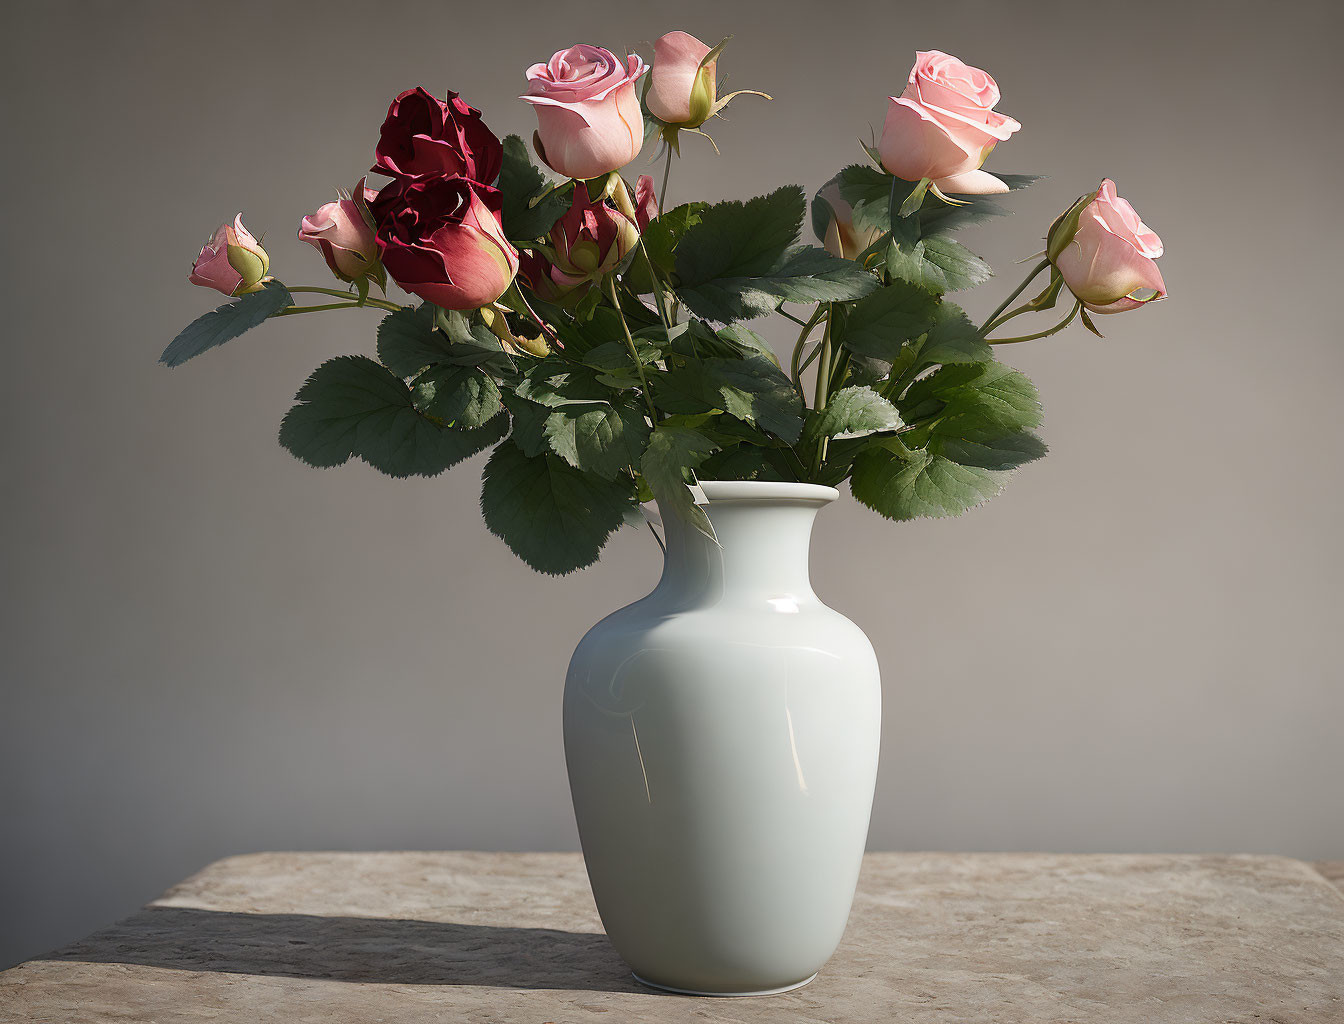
[544,187,639,294]
[878,50,1021,195]
[1051,179,1166,314]
[188,214,270,296]
[370,176,519,311]
[298,178,386,288]
[645,31,769,133]
[633,174,658,231]
[517,249,566,304]
[521,44,647,181]
[647,31,715,127]
[816,182,883,261]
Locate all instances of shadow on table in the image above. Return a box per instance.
[44,906,640,991]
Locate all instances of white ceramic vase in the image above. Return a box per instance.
[563,480,882,996]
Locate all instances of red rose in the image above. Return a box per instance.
[371,175,518,311]
[371,87,503,185]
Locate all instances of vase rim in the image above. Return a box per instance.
[694,480,840,505]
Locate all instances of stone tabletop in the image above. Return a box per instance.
[2,853,1341,1023]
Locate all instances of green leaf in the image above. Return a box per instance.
[515,362,613,407]
[502,395,550,457]
[932,428,1047,470]
[480,442,636,575]
[915,303,992,367]
[832,165,919,237]
[902,362,1043,436]
[640,424,718,540]
[160,282,292,367]
[411,365,501,428]
[582,338,662,371]
[655,355,804,444]
[715,323,779,365]
[851,443,1006,521]
[543,403,651,480]
[804,386,903,443]
[922,235,993,291]
[673,185,876,322]
[377,304,449,377]
[699,444,792,481]
[679,243,878,322]
[674,185,804,288]
[841,280,940,362]
[437,309,517,376]
[885,234,992,294]
[498,135,570,242]
[642,201,708,276]
[279,355,506,477]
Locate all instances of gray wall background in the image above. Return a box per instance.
[2,0,1340,970]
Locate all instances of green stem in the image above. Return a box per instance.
[788,305,827,394]
[809,308,835,477]
[979,259,1050,334]
[983,303,1034,335]
[797,340,826,376]
[881,360,922,402]
[659,144,673,213]
[777,308,808,327]
[272,302,363,316]
[606,275,659,423]
[986,301,1082,344]
[828,347,851,398]
[287,285,401,312]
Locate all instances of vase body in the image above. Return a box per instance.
[563,481,881,995]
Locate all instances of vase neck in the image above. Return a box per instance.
[652,484,836,607]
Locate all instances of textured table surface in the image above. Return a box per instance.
[2,852,1342,1023]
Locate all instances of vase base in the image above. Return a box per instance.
[631,971,817,997]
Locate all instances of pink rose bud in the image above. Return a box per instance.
[1050,179,1166,314]
[816,182,884,261]
[646,32,770,133]
[545,188,639,294]
[298,178,386,289]
[188,215,270,296]
[878,50,1021,195]
[633,174,658,231]
[370,176,519,311]
[517,249,566,304]
[521,44,647,181]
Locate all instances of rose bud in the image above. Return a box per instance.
[645,31,769,131]
[371,87,503,184]
[298,178,386,290]
[544,188,639,293]
[370,175,519,311]
[521,44,647,181]
[1049,178,1166,314]
[633,174,658,231]
[878,50,1021,195]
[188,214,270,296]
[517,249,566,304]
[815,181,884,261]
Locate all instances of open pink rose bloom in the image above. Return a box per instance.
[521,44,647,181]
[879,50,1021,195]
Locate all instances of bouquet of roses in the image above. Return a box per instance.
[164,34,1167,574]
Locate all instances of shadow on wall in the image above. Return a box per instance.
[44,906,635,992]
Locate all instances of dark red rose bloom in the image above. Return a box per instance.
[371,87,503,185]
[370,175,518,311]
